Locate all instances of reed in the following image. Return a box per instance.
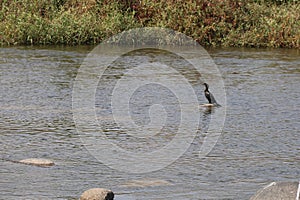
[0,0,299,48]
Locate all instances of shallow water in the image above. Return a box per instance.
[0,46,299,199]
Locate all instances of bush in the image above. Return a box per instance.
[0,0,299,48]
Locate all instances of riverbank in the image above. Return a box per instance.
[0,0,299,48]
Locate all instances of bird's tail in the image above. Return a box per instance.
[210,93,221,107]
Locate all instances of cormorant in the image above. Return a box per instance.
[203,83,220,106]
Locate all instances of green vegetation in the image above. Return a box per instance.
[0,0,299,48]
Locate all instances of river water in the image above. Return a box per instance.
[0,46,299,199]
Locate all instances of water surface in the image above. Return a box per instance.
[0,46,299,199]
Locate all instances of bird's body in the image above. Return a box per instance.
[204,89,212,104]
[203,83,220,106]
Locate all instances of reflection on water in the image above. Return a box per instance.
[0,46,299,199]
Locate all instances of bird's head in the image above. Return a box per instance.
[203,83,209,89]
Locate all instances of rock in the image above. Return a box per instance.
[80,188,114,200]
[18,158,55,167]
[250,181,299,200]
[200,103,214,107]
[121,178,171,188]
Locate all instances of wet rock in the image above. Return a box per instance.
[122,178,171,188]
[18,158,55,167]
[250,181,299,200]
[80,188,114,200]
[200,103,214,107]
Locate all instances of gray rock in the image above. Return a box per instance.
[200,103,214,107]
[121,178,172,188]
[80,188,114,200]
[18,158,55,167]
[250,181,299,200]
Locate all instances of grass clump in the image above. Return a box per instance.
[0,0,137,45]
[0,0,299,48]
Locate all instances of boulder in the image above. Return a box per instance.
[250,181,299,200]
[80,188,114,200]
[18,158,55,167]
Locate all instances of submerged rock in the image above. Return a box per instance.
[80,188,114,200]
[122,178,172,188]
[18,158,55,167]
[250,181,299,200]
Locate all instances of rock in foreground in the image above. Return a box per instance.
[122,178,172,188]
[80,188,114,200]
[19,158,55,167]
[250,181,299,200]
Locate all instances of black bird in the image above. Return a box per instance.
[203,83,220,106]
